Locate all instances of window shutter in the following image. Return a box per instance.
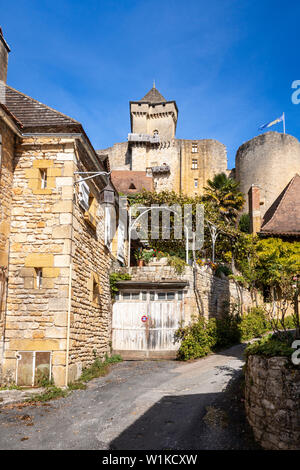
[79,181,90,211]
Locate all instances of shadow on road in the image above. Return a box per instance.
[109,366,260,451]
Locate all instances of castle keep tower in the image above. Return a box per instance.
[236,131,300,219]
[98,85,228,196]
[129,85,178,140]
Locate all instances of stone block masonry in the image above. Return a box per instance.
[245,355,300,449]
[120,264,258,323]
[1,136,114,387]
[0,120,15,383]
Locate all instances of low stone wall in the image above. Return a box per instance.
[245,355,300,450]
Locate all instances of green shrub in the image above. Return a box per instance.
[239,307,269,341]
[27,386,68,402]
[110,272,131,299]
[176,308,271,361]
[245,333,294,358]
[167,255,187,274]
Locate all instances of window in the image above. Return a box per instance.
[40,169,47,189]
[157,292,166,300]
[153,130,159,137]
[167,292,175,300]
[192,159,198,169]
[150,291,155,301]
[93,278,101,304]
[142,291,147,301]
[35,268,43,289]
[131,292,139,300]
[79,181,90,211]
[192,143,198,153]
[194,179,198,188]
[178,291,183,300]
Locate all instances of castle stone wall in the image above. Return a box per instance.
[236,131,300,215]
[245,355,300,450]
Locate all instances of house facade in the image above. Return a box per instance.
[0,30,120,387]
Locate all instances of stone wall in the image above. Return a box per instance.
[180,139,228,197]
[119,264,258,322]
[0,119,15,382]
[97,142,130,171]
[245,355,300,450]
[67,140,113,383]
[1,135,114,386]
[2,136,76,385]
[236,131,300,215]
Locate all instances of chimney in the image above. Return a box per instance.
[0,27,10,83]
[248,185,261,235]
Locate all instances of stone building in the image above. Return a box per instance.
[0,29,121,387]
[236,131,300,237]
[97,85,228,196]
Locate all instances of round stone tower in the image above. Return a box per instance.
[235,131,300,215]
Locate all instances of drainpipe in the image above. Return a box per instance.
[64,142,78,387]
[65,263,72,387]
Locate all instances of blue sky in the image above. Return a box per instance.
[2,0,300,168]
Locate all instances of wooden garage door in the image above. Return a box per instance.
[112,291,184,358]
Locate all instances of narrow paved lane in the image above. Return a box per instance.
[0,344,259,450]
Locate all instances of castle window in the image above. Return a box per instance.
[192,159,198,169]
[194,179,198,188]
[35,268,43,289]
[129,183,136,190]
[40,169,47,189]
[192,143,198,153]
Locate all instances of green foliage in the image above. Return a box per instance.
[68,381,87,390]
[127,190,203,256]
[35,369,53,387]
[79,354,122,383]
[176,308,271,361]
[27,386,68,402]
[239,213,250,233]
[175,318,211,360]
[109,272,131,298]
[104,353,123,364]
[238,308,269,341]
[203,173,245,224]
[214,264,232,278]
[0,383,22,391]
[245,333,295,359]
[167,255,187,274]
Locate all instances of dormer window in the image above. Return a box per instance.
[153,130,159,137]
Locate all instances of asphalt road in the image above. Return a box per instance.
[0,344,260,450]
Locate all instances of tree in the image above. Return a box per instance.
[203,173,245,225]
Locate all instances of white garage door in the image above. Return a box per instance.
[112,290,184,359]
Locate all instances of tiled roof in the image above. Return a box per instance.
[111,171,153,194]
[260,174,300,235]
[1,84,80,131]
[140,86,166,104]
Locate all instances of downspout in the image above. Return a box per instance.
[65,263,72,387]
[64,142,78,387]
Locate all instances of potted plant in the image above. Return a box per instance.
[134,248,144,267]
